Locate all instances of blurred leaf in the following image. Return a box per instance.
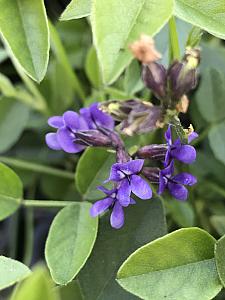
[75,148,115,201]
[45,203,98,285]
[0,0,49,82]
[215,235,225,287]
[165,198,195,227]
[195,68,225,123]
[117,228,222,300]
[58,281,83,300]
[61,0,91,20]
[0,256,31,290]
[123,60,143,95]
[0,48,7,63]
[85,46,102,88]
[175,0,225,39]
[0,97,30,153]
[211,216,225,236]
[0,163,22,220]
[11,265,59,300]
[78,198,167,299]
[92,0,173,84]
[209,121,225,165]
[0,73,15,97]
[186,26,203,47]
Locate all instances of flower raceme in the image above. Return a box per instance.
[46,101,198,229]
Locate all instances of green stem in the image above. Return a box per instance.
[169,16,180,62]
[0,156,74,180]
[23,200,75,208]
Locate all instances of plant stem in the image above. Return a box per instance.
[23,200,76,208]
[0,156,74,180]
[169,16,180,62]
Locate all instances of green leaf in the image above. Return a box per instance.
[123,60,144,95]
[0,97,30,153]
[11,265,59,300]
[45,203,98,285]
[117,228,222,300]
[75,148,115,200]
[215,235,225,287]
[195,68,225,123]
[175,0,225,39]
[0,256,31,290]
[209,121,225,165]
[85,46,103,89]
[0,0,49,82]
[211,216,225,236]
[58,281,83,300]
[0,163,22,220]
[92,0,173,84]
[60,0,91,20]
[0,73,15,97]
[78,198,167,299]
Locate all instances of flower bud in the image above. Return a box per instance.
[141,167,160,183]
[75,130,112,147]
[136,144,167,160]
[142,62,167,99]
[167,47,200,101]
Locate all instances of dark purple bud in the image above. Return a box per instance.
[167,48,200,101]
[141,167,160,183]
[75,130,112,147]
[136,144,167,160]
[116,147,131,163]
[142,62,167,100]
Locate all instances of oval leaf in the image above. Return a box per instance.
[0,97,30,153]
[209,121,225,165]
[175,0,225,39]
[11,265,59,300]
[117,228,222,300]
[215,235,225,287]
[78,198,167,299]
[92,0,173,84]
[75,148,115,200]
[0,162,22,220]
[0,0,49,82]
[0,256,31,290]
[60,0,91,20]
[45,202,98,285]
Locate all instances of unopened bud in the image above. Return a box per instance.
[142,62,167,99]
[141,167,160,183]
[136,144,167,160]
[168,47,200,101]
[75,130,112,147]
[176,95,189,113]
[129,35,161,64]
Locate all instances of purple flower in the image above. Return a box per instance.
[158,160,197,201]
[90,186,135,229]
[164,125,197,166]
[106,159,152,206]
[46,103,115,153]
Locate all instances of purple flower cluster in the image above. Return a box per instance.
[46,102,198,229]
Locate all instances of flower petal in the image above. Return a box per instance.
[106,163,126,182]
[97,186,116,196]
[171,144,196,164]
[110,201,124,229]
[63,111,80,130]
[130,198,136,204]
[90,103,114,130]
[157,173,167,195]
[45,133,62,150]
[161,160,174,176]
[188,132,198,143]
[117,179,131,207]
[130,175,152,199]
[168,182,188,201]
[165,125,172,145]
[57,127,85,153]
[172,173,197,186]
[48,116,64,128]
[119,159,144,175]
[90,197,114,217]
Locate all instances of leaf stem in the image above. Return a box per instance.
[169,16,180,62]
[0,156,74,180]
[23,200,76,208]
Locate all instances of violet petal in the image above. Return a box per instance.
[45,133,62,150]
[172,173,197,186]
[90,103,114,130]
[168,182,188,201]
[57,127,85,153]
[90,197,114,217]
[110,201,124,229]
[48,116,64,128]
[119,159,144,175]
[117,178,131,207]
[130,175,152,200]
[63,111,80,130]
[188,132,198,143]
[171,144,196,164]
